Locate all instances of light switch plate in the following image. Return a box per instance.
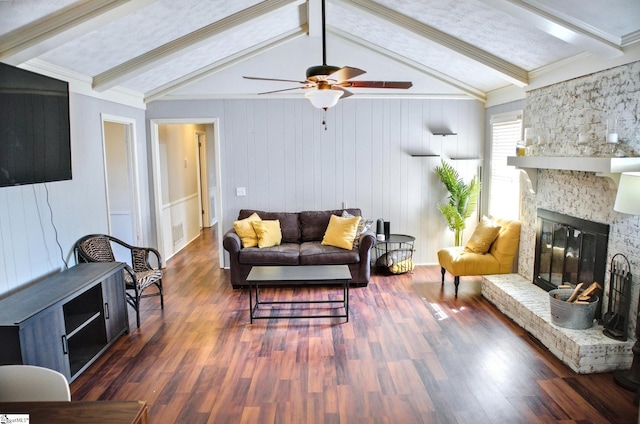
[236,187,246,196]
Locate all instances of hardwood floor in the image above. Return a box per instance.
[71,227,638,423]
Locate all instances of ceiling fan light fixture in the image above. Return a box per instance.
[305,89,343,109]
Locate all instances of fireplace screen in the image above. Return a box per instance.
[534,209,609,292]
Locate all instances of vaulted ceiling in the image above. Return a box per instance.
[2,0,639,105]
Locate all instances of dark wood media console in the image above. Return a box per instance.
[0,262,129,382]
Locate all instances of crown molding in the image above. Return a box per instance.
[622,30,640,47]
[21,59,145,109]
[485,85,526,108]
[155,93,475,102]
[526,42,640,91]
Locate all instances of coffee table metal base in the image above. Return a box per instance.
[246,265,351,323]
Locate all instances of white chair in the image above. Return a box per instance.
[0,365,71,401]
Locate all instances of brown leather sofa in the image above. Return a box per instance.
[223,208,375,288]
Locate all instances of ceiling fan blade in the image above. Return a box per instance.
[244,76,308,84]
[341,81,413,89]
[333,86,353,99]
[328,66,366,82]
[258,86,312,95]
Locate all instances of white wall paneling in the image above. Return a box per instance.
[161,193,201,259]
[146,97,485,267]
[0,93,149,296]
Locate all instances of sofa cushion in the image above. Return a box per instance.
[239,243,300,265]
[438,246,500,276]
[238,209,300,243]
[299,241,360,265]
[300,209,361,242]
[252,220,282,248]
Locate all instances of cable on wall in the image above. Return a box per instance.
[44,183,68,269]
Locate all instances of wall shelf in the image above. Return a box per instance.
[507,156,640,192]
[431,132,457,136]
[409,154,482,161]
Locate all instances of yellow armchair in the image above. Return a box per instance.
[437,217,521,296]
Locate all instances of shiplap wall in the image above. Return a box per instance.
[0,93,150,296]
[146,98,484,267]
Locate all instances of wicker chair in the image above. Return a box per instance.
[75,234,164,328]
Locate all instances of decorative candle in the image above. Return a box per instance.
[579,133,588,143]
[606,117,618,143]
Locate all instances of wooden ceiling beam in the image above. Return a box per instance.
[144,28,307,102]
[480,0,623,58]
[330,27,487,102]
[92,0,305,92]
[0,0,157,65]
[332,0,529,87]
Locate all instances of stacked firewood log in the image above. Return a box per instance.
[556,282,602,304]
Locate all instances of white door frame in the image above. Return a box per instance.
[100,113,143,244]
[150,118,223,267]
[195,130,211,228]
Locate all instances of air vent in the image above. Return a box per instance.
[172,223,184,244]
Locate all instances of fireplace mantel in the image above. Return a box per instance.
[507,156,640,192]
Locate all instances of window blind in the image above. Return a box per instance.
[489,115,522,219]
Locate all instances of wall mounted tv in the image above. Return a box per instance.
[0,62,72,187]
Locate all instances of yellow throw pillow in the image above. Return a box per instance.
[464,216,501,254]
[321,215,360,250]
[390,258,414,274]
[251,220,282,248]
[233,213,261,247]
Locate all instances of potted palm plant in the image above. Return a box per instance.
[434,159,481,246]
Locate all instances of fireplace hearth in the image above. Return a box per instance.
[534,209,610,296]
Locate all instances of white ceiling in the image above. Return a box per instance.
[1,0,639,105]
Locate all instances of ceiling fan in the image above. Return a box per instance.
[243,0,412,111]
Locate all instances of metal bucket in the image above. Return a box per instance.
[548,288,599,330]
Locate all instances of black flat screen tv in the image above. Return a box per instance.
[0,62,72,187]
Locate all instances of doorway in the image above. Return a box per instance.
[101,114,142,247]
[150,118,222,267]
[196,130,217,228]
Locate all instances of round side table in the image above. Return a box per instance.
[373,234,415,274]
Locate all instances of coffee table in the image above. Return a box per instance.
[246,265,352,323]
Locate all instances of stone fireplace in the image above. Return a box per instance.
[479,60,640,373]
[481,163,636,373]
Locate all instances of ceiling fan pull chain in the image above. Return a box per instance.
[322,108,328,130]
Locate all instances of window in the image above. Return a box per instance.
[488,112,522,220]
